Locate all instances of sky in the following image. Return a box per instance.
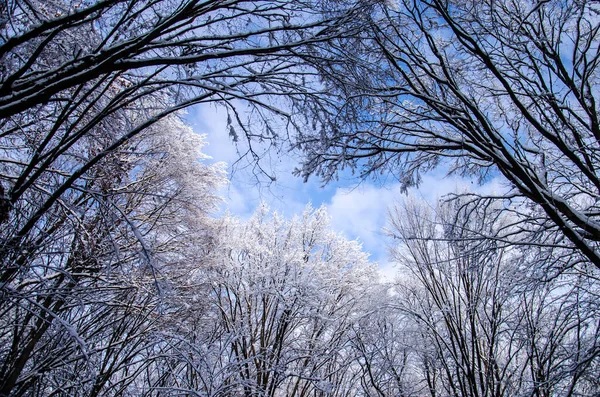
[188,103,505,281]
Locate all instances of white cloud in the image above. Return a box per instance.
[326,184,399,262]
[377,259,400,283]
[188,104,240,166]
[406,172,507,204]
[189,102,320,218]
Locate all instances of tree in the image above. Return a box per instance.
[0,0,372,256]
[0,1,376,394]
[385,198,600,397]
[296,0,600,272]
[349,289,420,397]
[0,112,226,396]
[154,205,378,397]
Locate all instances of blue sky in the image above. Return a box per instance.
[188,103,505,281]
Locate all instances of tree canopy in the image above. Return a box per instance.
[297,0,600,272]
[1,0,600,396]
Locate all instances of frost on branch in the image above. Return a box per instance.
[149,204,379,396]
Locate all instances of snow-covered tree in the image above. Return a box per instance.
[0,1,377,394]
[0,111,226,396]
[152,205,379,397]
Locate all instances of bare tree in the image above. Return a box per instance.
[0,0,372,252]
[385,198,600,397]
[350,290,420,397]
[296,0,600,271]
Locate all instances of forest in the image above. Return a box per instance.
[0,0,599,396]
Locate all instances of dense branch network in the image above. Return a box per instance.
[297,0,600,271]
